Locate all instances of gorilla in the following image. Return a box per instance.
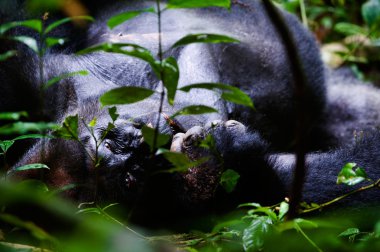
[1,0,379,227]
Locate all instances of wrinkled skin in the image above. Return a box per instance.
[1,0,379,227]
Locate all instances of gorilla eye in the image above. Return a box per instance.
[104,141,112,150]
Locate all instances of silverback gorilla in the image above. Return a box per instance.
[1,0,379,227]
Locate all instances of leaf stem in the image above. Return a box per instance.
[301,179,380,214]
[294,222,323,252]
[153,0,166,152]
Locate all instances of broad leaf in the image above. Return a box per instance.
[0,111,28,120]
[108,107,119,122]
[44,70,88,89]
[171,105,218,118]
[100,86,154,106]
[44,16,94,34]
[338,228,360,237]
[78,43,161,76]
[53,115,79,140]
[107,7,155,29]
[0,140,14,153]
[278,201,289,220]
[219,169,240,193]
[162,57,179,105]
[9,163,50,174]
[167,0,231,9]
[0,50,17,61]
[362,0,380,28]
[88,117,97,128]
[242,216,273,252]
[156,148,208,173]
[337,162,368,186]
[180,83,254,108]
[13,134,51,141]
[0,19,41,34]
[142,126,170,150]
[172,33,239,48]
[0,122,58,135]
[45,37,65,48]
[12,36,38,53]
[334,22,367,36]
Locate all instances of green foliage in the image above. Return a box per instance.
[8,163,50,176]
[171,34,239,48]
[0,50,16,61]
[0,122,58,135]
[219,169,240,193]
[337,162,368,186]
[100,86,155,106]
[167,0,231,9]
[107,8,155,29]
[156,148,208,173]
[161,57,179,105]
[44,70,88,89]
[142,126,171,151]
[171,105,218,118]
[362,0,380,29]
[53,115,79,140]
[180,83,254,108]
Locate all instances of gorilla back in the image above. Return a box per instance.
[1,0,379,227]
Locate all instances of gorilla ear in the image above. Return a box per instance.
[10,138,89,193]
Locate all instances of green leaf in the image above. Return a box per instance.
[171,105,218,118]
[141,126,170,151]
[338,228,360,237]
[0,111,28,120]
[162,57,179,105]
[294,218,319,229]
[78,43,161,77]
[172,33,239,48]
[0,122,58,135]
[44,16,94,34]
[156,148,208,173]
[45,37,66,48]
[16,179,50,194]
[180,83,254,108]
[100,86,154,106]
[242,216,273,252]
[107,7,155,29]
[0,140,14,153]
[88,117,97,128]
[247,207,278,222]
[278,201,289,220]
[8,164,50,176]
[238,202,261,208]
[0,213,55,242]
[108,107,119,122]
[337,162,368,186]
[76,207,101,215]
[13,134,51,141]
[0,50,17,61]
[334,22,367,36]
[12,36,38,53]
[219,169,240,193]
[44,70,88,89]
[53,115,79,140]
[362,0,380,28]
[167,0,231,9]
[0,19,41,34]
